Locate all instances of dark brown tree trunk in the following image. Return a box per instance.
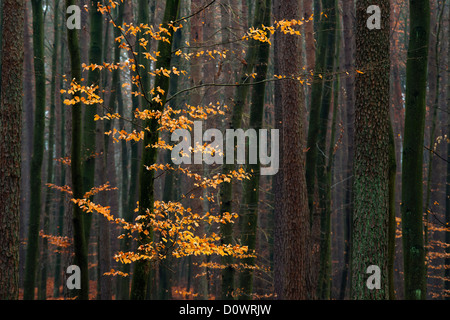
[273,0,313,300]
[0,0,24,301]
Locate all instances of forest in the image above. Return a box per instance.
[0,0,449,301]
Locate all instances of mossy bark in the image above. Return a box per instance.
[351,0,391,300]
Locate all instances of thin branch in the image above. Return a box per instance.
[173,0,217,24]
[166,77,290,104]
[424,145,450,164]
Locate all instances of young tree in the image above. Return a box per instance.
[130,0,181,300]
[0,0,24,300]
[401,0,430,300]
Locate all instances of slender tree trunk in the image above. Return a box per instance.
[339,0,355,300]
[53,6,67,297]
[0,0,24,301]
[351,0,391,300]
[96,122,112,300]
[21,3,34,291]
[24,0,46,299]
[305,0,338,225]
[129,0,152,300]
[238,0,271,300]
[272,0,284,298]
[39,0,61,300]
[130,0,180,300]
[66,0,89,300]
[54,36,66,298]
[83,0,103,244]
[303,0,315,73]
[388,121,396,300]
[401,0,430,300]
[316,0,337,300]
[445,0,450,300]
[424,1,444,252]
[108,2,132,301]
[158,23,183,301]
[219,0,261,299]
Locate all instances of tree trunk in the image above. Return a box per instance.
[272,0,284,298]
[53,7,67,297]
[388,121,396,300]
[237,0,271,300]
[39,0,60,300]
[24,0,46,300]
[218,0,261,299]
[303,0,315,73]
[0,0,24,301]
[401,0,430,300]
[339,0,355,300]
[445,0,450,300]
[130,0,180,300]
[315,0,337,300]
[83,0,103,244]
[305,0,338,226]
[66,0,89,300]
[273,0,312,300]
[444,0,450,300]
[351,0,391,300]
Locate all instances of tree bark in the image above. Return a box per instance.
[273,0,312,300]
[351,0,391,300]
[0,0,24,301]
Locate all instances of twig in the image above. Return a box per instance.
[173,0,217,24]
